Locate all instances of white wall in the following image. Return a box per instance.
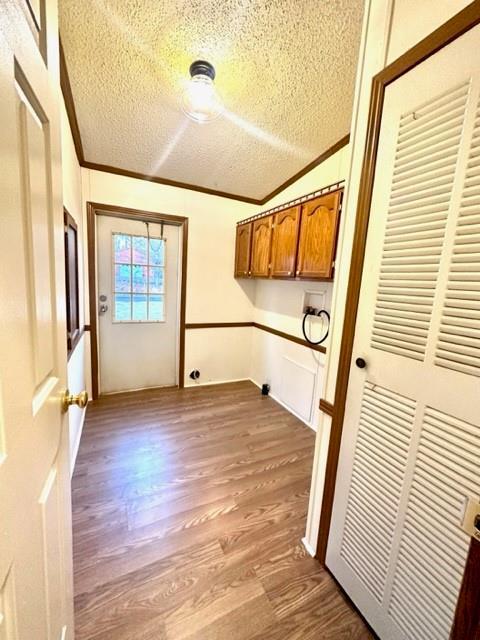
[60,100,88,474]
[81,168,259,387]
[304,0,474,553]
[249,145,350,429]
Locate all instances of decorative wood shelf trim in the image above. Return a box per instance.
[319,399,334,417]
[236,181,345,226]
[185,321,327,354]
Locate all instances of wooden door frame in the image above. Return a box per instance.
[86,202,188,399]
[316,2,480,633]
[317,0,480,563]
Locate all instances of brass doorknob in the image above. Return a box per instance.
[62,389,88,412]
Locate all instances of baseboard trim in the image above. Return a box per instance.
[301,536,316,557]
[249,378,317,432]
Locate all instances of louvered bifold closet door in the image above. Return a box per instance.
[371,82,469,361]
[436,95,480,377]
[327,25,480,640]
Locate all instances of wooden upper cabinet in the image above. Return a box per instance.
[251,216,273,277]
[296,191,341,279]
[270,206,301,278]
[234,222,252,277]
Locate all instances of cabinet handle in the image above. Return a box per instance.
[287,271,291,275]
[296,270,300,275]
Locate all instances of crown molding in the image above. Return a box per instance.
[59,35,349,206]
[257,134,350,204]
[59,37,85,164]
[81,160,263,205]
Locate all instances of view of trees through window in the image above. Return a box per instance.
[113,232,165,322]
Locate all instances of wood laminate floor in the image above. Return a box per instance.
[72,381,372,639]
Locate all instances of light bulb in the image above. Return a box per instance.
[182,62,223,123]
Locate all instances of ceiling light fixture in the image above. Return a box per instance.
[182,60,223,123]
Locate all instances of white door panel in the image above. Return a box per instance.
[0,2,73,639]
[97,215,180,393]
[327,25,480,640]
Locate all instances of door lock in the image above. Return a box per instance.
[461,497,480,541]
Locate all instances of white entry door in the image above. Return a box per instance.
[327,25,480,640]
[97,215,180,393]
[0,2,74,639]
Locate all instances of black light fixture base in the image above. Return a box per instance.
[189,60,216,81]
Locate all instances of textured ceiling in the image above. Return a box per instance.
[59,0,363,200]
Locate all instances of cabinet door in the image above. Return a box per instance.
[297,191,341,279]
[251,216,273,277]
[270,206,301,278]
[234,223,252,277]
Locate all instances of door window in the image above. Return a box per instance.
[112,232,165,322]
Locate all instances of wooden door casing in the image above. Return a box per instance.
[296,192,341,279]
[270,206,301,278]
[251,216,273,277]
[234,222,252,277]
[451,538,480,640]
[325,22,480,640]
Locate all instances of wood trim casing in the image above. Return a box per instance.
[185,322,253,329]
[253,322,326,354]
[315,1,480,569]
[319,398,334,417]
[450,538,480,640]
[86,202,188,399]
[64,207,80,356]
[58,43,349,204]
[185,322,327,354]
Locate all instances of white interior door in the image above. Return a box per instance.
[0,2,74,639]
[97,215,180,394]
[327,25,480,640]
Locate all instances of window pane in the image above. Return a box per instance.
[149,295,164,321]
[132,294,148,321]
[149,267,164,293]
[150,238,165,266]
[132,265,147,292]
[114,265,131,292]
[115,293,131,321]
[114,234,131,264]
[132,236,148,264]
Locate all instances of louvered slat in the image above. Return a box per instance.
[371,83,470,361]
[436,97,480,376]
[340,385,415,602]
[388,407,480,639]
